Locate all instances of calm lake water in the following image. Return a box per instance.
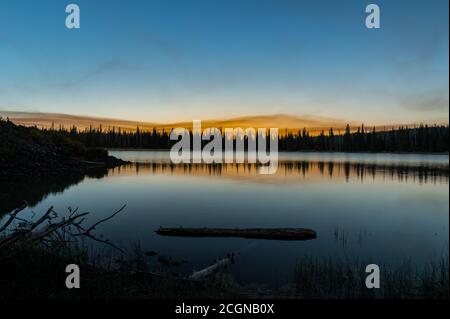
[2,151,449,287]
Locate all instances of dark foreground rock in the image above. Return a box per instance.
[0,119,127,177]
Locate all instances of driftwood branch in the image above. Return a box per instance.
[71,204,127,253]
[0,202,27,233]
[0,204,127,256]
[82,233,126,253]
[31,212,90,242]
[80,204,126,235]
[189,254,235,280]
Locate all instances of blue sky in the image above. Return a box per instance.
[0,0,448,124]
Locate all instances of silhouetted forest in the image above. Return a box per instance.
[21,122,450,153]
[279,124,449,153]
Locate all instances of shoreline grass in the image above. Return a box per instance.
[1,236,448,299]
[294,256,449,299]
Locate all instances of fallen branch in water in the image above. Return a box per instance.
[0,203,127,259]
[72,204,127,253]
[0,202,27,233]
[189,253,236,281]
[79,205,126,235]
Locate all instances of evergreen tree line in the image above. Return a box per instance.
[43,123,449,153]
[279,124,449,153]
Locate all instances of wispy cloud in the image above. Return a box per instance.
[140,31,183,61]
[390,15,449,80]
[400,89,449,113]
[59,59,137,90]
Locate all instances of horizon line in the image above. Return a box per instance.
[1,110,448,135]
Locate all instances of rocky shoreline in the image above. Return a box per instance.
[0,119,127,177]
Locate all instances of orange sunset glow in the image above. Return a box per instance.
[0,111,438,136]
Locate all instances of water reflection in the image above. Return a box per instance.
[108,160,449,185]
[1,151,447,286]
[3,155,445,215]
[0,168,109,216]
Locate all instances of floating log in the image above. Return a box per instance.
[155,227,316,241]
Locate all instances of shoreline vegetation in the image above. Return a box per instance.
[0,204,448,299]
[0,204,236,298]
[1,118,449,299]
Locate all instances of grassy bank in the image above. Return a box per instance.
[294,256,449,299]
[1,232,448,299]
[0,242,239,299]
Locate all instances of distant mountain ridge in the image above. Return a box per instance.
[0,111,444,135]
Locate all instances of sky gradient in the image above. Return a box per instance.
[0,0,448,126]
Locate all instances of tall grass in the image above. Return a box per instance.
[294,256,449,299]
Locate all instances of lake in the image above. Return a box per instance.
[2,151,449,287]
